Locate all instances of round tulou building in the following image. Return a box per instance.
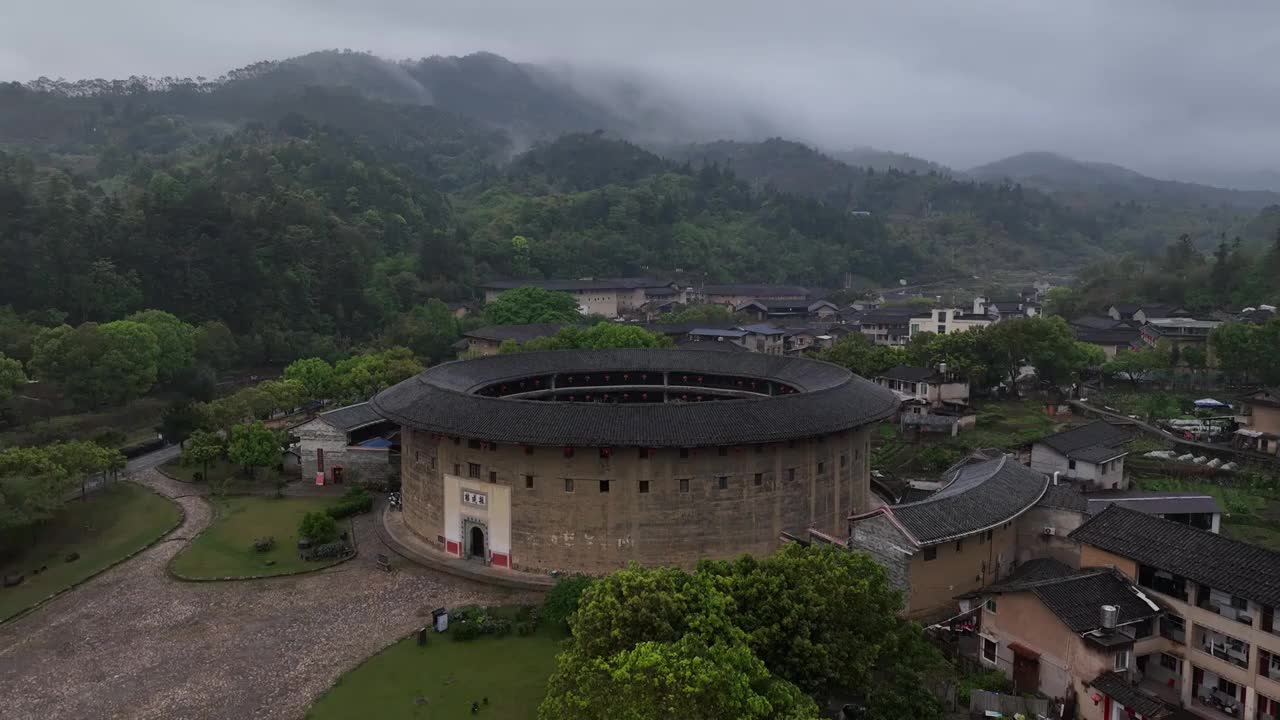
[371,348,898,575]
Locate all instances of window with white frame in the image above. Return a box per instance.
[1114,650,1130,672]
[982,637,997,664]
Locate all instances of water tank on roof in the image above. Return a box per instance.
[1101,605,1119,630]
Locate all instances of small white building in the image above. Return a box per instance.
[876,365,971,408]
[1030,420,1133,490]
[291,402,398,485]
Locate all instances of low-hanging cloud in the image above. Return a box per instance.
[4,0,1278,186]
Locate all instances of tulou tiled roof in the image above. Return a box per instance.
[1070,504,1280,607]
[870,457,1049,546]
[371,349,899,448]
[317,402,387,432]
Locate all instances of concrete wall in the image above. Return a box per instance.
[1253,405,1280,437]
[1030,445,1127,489]
[904,520,1019,619]
[847,513,912,594]
[1078,545,1138,577]
[1015,505,1086,565]
[401,425,873,574]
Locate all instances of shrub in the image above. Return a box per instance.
[958,669,1012,705]
[300,539,352,561]
[298,511,339,544]
[542,575,595,633]
[326,486,373,519]
[252,536,275,553]
[451,620,485,642]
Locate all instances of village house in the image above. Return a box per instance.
[1075,327,1144,359]
[697,284,809,308]
[1017,481,1224,569]
[1139,318,1222,363]
[910,307,994,336]
[734,299,839,323]
[1108,304,1189,324]
[858,306,922,346]
[1030,421,1134,490]
[975,296,1042,319]
[876,365,970,407]
[1069,505,1280,720]
[291,402,398,485]
[847,456,1049,620]
[737,324,786,354]
[481,278,684,318]
[970,559,1162,706]
[460,323,564,356]
[1235,388,1280,456]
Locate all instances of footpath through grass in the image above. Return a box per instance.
[0,482,181,622]
[170,495,343,578]
[307,616,563,720]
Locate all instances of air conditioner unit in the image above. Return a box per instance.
[1042,527,1057,537]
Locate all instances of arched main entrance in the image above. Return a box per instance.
[469,526,486,559]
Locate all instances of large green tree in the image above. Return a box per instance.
[333,347,422,403]
[504,323,672,353]
[226,421,279,479]
[384,299,460,363]
[126,309,196,383]
[483,287,581,325]
[30,320,161,409]
[542,546,947,720]
[0,352,26,405]
[283,357,337,403]
[815,334,907,378]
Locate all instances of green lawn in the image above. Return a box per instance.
[308,619,563,720]
[0,482,181,622]
[170,495,345,578]
[160,457,289,490]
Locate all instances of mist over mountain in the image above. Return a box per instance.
[969,152,1280,210]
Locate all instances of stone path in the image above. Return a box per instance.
[0,469,535,720]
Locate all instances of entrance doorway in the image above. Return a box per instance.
[469,526,486,559]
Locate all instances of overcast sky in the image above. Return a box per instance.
[4,0,1278,182]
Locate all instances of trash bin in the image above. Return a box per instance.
[432,607,448,632]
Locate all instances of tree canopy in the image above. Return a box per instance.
[540,544,947,720]
[483,288,582,326]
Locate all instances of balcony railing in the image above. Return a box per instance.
[1198,633,1251,669]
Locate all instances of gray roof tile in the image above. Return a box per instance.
[371,349,898,447]
[878,457,1048,545]
[1070,504,1280,607]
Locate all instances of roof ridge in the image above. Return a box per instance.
[1073,503,1280,560]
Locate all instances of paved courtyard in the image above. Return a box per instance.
[0,470,535,720]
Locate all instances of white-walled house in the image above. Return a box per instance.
[1030,420,1134,490]
[876,366,971,407]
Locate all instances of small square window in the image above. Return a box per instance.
[524,445,534,455]
[982,638,997,663]
[840,454,848,468]
[453,463,461,476]
[639,480,650,494]
[564,478,574,493]
[414,450,421,462]
[718,476,728,490]
[489,470,497,483]
[525,474,534,489]
[718,446,728,457]
[986,529,994,542]
[956,539,964,552]
[679,448,690,459]
[468,463,481,479]
[1068,459,1077,470]
[487,442,497,452]
[639,447,650,459]
[787,467,796,482]
[599,480,610,493]
[923,546,938,561]
[599,447,612,459]
[754,444,763,454]
[1114,650,1129,672]
[468,439,481,449]
[754,472,763,486]
[452,437,460,445]
[985,598,996,613]
[817,461,825,475]
[563,447,574,458]
[679,478,690,493]
[429,456,436,470]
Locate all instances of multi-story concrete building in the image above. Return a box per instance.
[1069,505,1280,720]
